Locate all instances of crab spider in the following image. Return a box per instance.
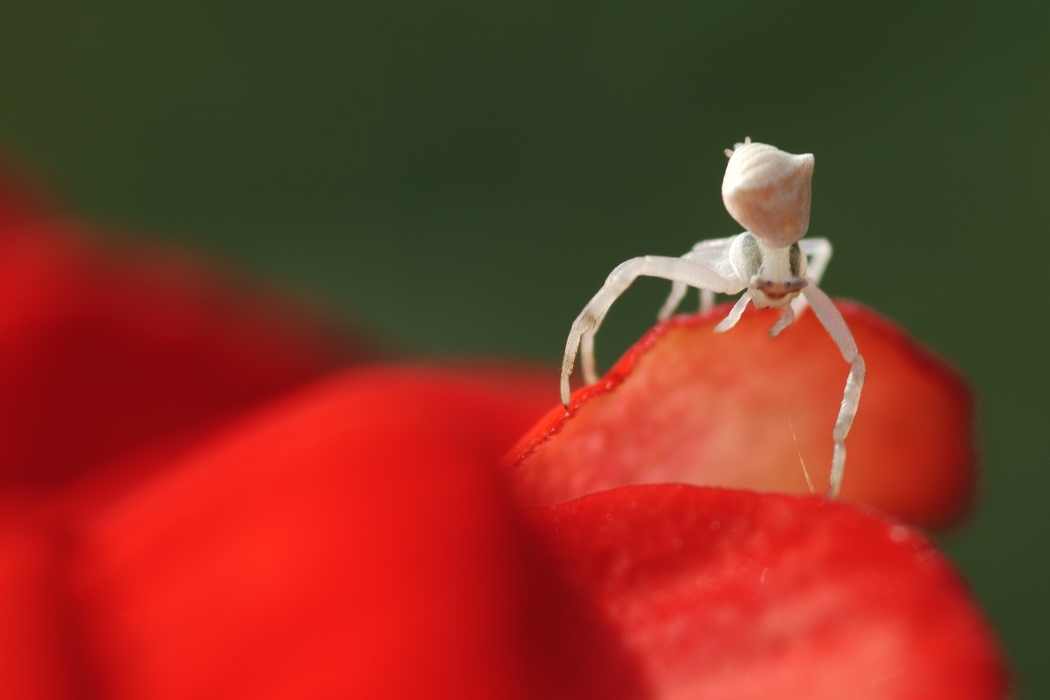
[560,138,865,499]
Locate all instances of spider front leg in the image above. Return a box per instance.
[790,237,832,318]
[657,236,736,321]
[561,255,744,406]
[768,303,795,337]
[714,292,752,333]
[800,282,866,499]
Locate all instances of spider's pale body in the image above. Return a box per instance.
[560,139,865,499]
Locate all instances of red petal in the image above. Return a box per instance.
[0,498,83,700]
[502,303,973,529]
[63,368,606,700]
[524,485,1008,700]
[0,218,372,488]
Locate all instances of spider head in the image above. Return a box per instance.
[730,233,808,308]
[750,276,808,307]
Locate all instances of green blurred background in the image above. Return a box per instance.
[0,0,1046,694]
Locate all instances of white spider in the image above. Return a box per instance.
[560,138,865,499]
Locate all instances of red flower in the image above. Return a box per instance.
[0,172,1008,699]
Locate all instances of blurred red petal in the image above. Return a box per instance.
[0,499,76,700]
[0,218,373,488]
[65,367,636,700]
[503,303,973,529]
[524,485,1008,700]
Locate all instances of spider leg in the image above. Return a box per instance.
[656,236,737,322]
[700,289,716,313]
[768,303,795,337]
[657,281,689,322]
[562,255,744,405]
[714,292,752,332]
[657,284,719,320]
[800,283,865,499]
[801,238,832,285]
[791,238,832,318]
[580,331,597,386]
